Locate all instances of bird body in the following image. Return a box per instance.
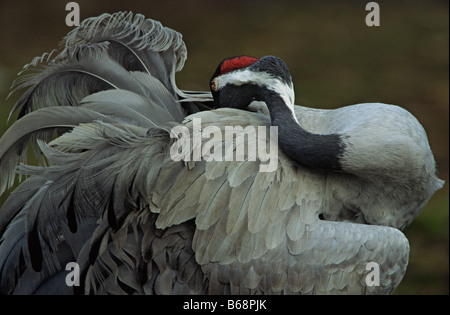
[0,12,443,295]
[292,102,442,228]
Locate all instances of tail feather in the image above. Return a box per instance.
[10,11,189,121]
[0,107,113,194]
[10,45,152,120]
[1,12,205,195]
[0,11,212,294]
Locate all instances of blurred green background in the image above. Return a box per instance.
[0,0,448,294]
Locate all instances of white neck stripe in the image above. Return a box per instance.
[214,69,297,121]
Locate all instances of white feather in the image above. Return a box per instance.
[214,69,297,121]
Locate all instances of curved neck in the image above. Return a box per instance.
[258,90,345,171]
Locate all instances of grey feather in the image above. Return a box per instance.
[0,12,443,296]
[0,106,112,194]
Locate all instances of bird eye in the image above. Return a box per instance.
[211,80,218,92]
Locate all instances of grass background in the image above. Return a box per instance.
[0,0,448,294]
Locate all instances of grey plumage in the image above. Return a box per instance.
[0,12,444,295]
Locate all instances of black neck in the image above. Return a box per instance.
[258,90,345,172]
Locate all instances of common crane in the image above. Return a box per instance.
[0,12,443,295]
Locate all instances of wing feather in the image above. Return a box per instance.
[155,109,410,294]
[0,107,112,194]
[226,177,253,235]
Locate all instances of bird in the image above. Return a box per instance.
[0,11,444,295]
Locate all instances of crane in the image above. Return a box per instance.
[0,12,443,294]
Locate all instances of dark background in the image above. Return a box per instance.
[0,0,448,294]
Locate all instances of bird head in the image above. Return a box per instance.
[210,56,295,111]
